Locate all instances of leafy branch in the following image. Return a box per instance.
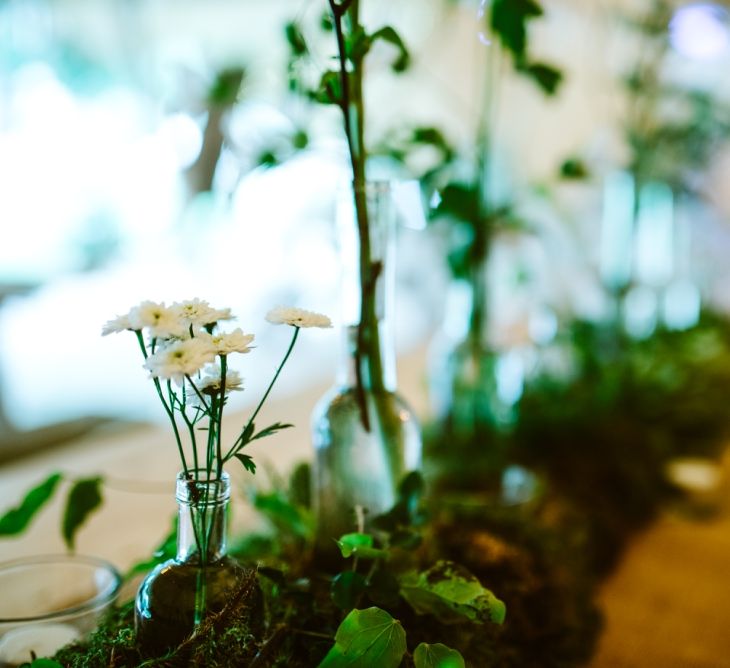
[0,472,104,551]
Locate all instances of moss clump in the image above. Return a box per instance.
[55,571,263,667]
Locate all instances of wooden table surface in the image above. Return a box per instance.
[1,348,728,667]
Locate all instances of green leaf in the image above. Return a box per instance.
[490,0,543,61]
[285,21,308,57]
[331,571,367,609]
[292,129,309,150]
[318,607,407,668]
[399,560,506,625]
[560,157,589,180]
[0,473,62,536]
[254,490,313,539]
[336,533,389,560]
[520,61,563,95]
[62,477,103,551]
[27,660,65,668]
[251,422,294,443]
[434,183,481,226]
[125,516,177,579]
[345,25,371,62]
[234,453,257,475]
[370,26,410,72]
[410,127,455,163]
[238,421,255,448]
[314,70,343,105]
[413,643,466,668]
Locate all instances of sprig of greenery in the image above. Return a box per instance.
[0,472,104,551]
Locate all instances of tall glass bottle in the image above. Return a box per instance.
[311,181,422,548]
[135,471,249,655]
[427,260,529,501]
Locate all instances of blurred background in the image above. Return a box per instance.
[1,0,729,459]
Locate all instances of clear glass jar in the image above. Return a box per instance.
[134,470,249,656]
[311,181,422,549]
[0,554,120,667]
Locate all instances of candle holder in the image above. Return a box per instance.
[0,554,121,667]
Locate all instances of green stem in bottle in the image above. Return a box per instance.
[328,0,388,431]
[216,356,227,479]
[135,331,189,476]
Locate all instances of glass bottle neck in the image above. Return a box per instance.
[336,180,397,393]
[175,472,230,564]
[338,323,396,392]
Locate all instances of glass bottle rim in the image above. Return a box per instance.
[175,469,230,505]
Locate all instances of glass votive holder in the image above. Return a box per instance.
[0,554,121,667]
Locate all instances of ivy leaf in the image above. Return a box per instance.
[0,472,62,536]
[413,643,466,668]
[519,61,563,95]
[62,477,103,551]
[336,533,389,560]
[235,453,257,475]
[250,422,294,443]
[125,516,177,580]
[370,26,410,72]
[318,607,407,668]
[253,490,313,539]
[399,560,506,625]
[314,70,343,105]
[331,571,367,609]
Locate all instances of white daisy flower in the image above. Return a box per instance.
[143,337,216,383]
[128,301,186,338]
[172,299,234,329]
[265,306,332,329]
[192,366,244,396]
[101,313,133,336]
[200,328,255,356]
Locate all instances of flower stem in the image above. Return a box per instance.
[216,356,227,479]
[328,0,387,431]
[223,326,300,462]
[135,331,189,475]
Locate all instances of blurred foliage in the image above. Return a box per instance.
[425,309,730,574]
[511,311,730,570]
[377,0,564,286]
[624,1,730,193]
